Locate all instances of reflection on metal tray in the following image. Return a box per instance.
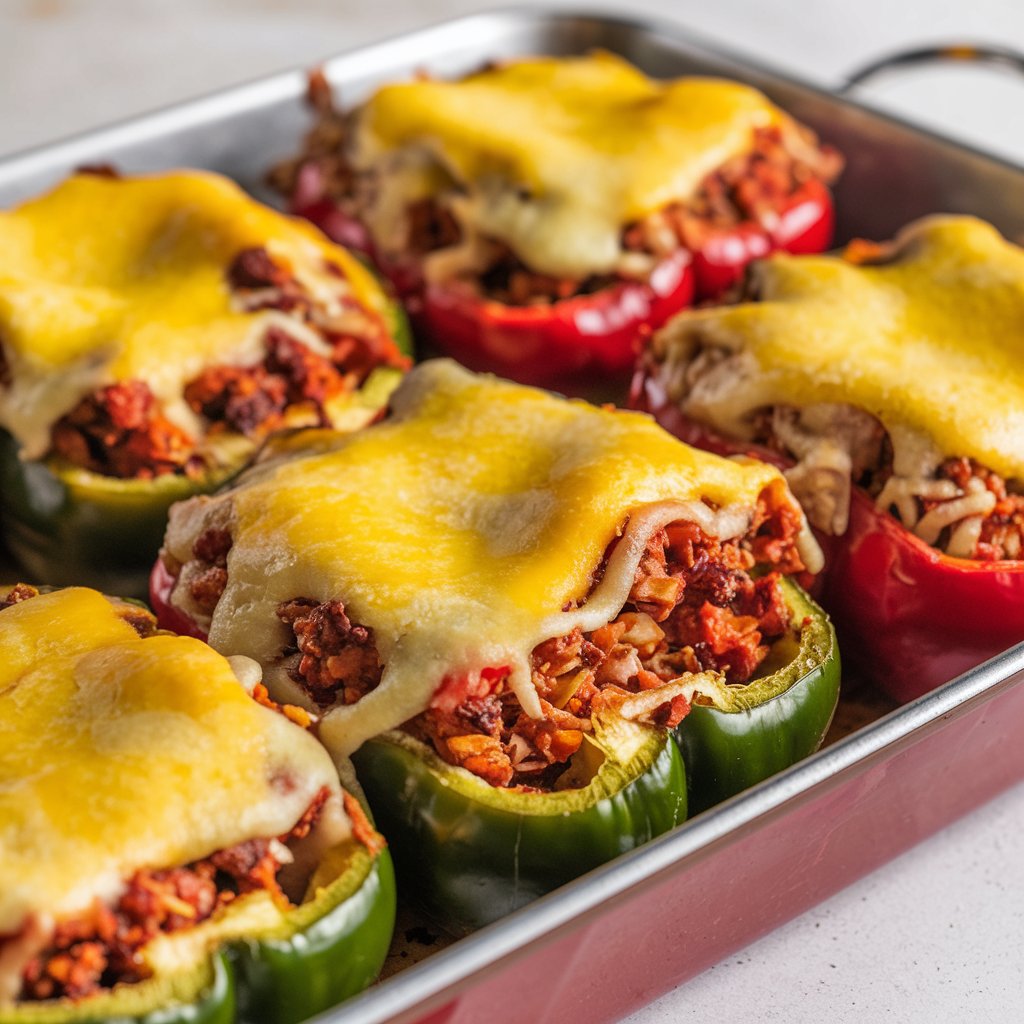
[1,10,1023,1024]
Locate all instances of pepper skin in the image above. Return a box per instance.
[412,249,694,388]
[821,488,1024,704]
[0,844,396,1024]
[228,842,396,1024]
[351,715,687,935]
[675,577,840,815]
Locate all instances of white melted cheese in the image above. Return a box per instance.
[163,361,816,760]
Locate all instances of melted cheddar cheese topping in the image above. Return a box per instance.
[165,361,813,759]
[354,52,784,278]
[0,588,345,937]
[0,171,389,458]
[655,216,1024,482]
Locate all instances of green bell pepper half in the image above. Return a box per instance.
[352,713,687,935]
[0,429,242,597]
[0,840,396,1024]
[0,329,409,598]
[674,576,840,815]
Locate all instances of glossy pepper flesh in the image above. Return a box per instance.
[821,488,1024,704]
[675,576,840,814]
[1,843,396,1024]
[351,714,687,935]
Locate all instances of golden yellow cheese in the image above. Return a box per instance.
[0,171,390,458]
[354,51,784,278]
[164,361,816,759]
[0,588,344,937]
[655,215,1024,482]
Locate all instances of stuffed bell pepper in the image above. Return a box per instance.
[271,52,842,388]
[151,360,838,931]
[0,584,394,1024]
[0,169,410,595]
[633,215,1024,702]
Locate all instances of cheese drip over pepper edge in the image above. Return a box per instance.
[652,215,1024,484]
[0,170,390,459]
[353,51,785,279]
[0,588,348,945]
[164,360,819,760]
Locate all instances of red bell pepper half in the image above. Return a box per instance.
[822,488,1024,703]
[149,557,210,641]
[290,169,834,391]
[629,367,1024,705]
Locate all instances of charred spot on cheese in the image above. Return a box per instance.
[275,52,840,299]
[160,361,820,761]
[0,587,353,1003]
[647,215,1024,559]
[0,172,407,477]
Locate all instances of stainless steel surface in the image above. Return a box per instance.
[323,646,1024,1024]
[3,9,1023,1023]
[841,41,1024,93]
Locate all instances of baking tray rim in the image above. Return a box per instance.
[2,6,1024,1022]
[1,4,1023,195]
[323,644,1024,1024]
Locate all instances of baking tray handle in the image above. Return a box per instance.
[840,43,1024,93]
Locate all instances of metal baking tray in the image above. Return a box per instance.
[3,9,1024,1023]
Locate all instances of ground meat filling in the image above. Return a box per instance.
[412,504,803,791]
[16,788,332,1003]
[262,494,803,790]
[51,381,198,479]
[0,582,41,610]
[45,245,405,480]
[277,598,384,708]
[272,86,842,306]
[185,526,234,616]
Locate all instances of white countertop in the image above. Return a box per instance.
[3,1,1023,1020]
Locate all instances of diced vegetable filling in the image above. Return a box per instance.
[410,517,797,790]
[42,246,406,480]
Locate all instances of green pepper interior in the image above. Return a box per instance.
[379,711,670,817]
[690,576,834,713]
[0,839,378,1024]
